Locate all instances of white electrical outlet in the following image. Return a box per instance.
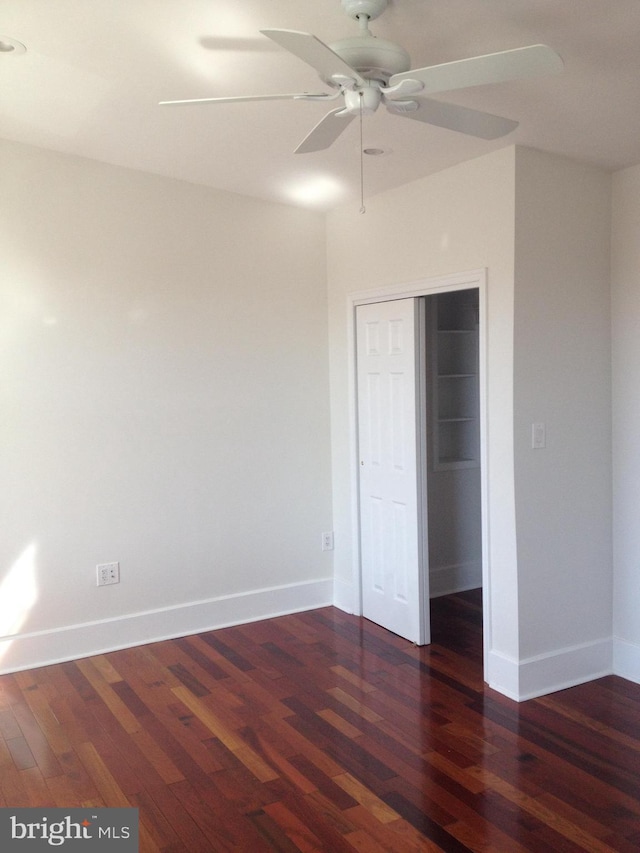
[321,532,334,551]
[97,561,120,586]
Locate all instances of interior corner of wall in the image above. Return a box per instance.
[333,575,356,614]
[613,635,640,685]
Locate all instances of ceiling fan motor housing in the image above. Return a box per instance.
[329,35,411,83]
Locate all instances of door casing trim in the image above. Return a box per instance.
[347,268,489,673]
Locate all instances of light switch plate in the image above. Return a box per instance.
[532,422,546,449]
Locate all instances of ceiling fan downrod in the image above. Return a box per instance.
[330,0,411,85]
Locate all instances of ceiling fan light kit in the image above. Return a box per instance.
[160,0,563,157]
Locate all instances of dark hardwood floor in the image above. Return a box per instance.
[1,591,639,851]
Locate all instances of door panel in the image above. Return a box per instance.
[356,298,429,644]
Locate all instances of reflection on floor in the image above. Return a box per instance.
[0,590,639,851]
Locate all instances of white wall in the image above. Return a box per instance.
[1,137,622,700]
[0,139,333,672]
[327,145,615,700]
[512,149,612,696]
[611,164,640,682]
[326,147,520,682]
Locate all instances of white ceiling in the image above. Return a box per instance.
[2,0,640,211]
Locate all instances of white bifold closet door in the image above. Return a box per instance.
[356,298,429,645]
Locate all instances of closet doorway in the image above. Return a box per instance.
[353,274,486,664]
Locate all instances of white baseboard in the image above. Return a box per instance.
[613,636,640,685]
[486,649,520,700]
[0,578,333,675]
[488,638,613,701]
[429,561,482,598]
[333,576,357,614]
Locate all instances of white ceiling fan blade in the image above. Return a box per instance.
[261,29,364,87]
[389,44,563,96]
[159,93,333,106]
[388,98,518,139]
[295,108,356,154]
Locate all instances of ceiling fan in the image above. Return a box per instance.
[160,0,563,154]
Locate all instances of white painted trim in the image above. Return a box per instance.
[486,649,520,701]
[517,638,613,701]
[429,561,482,598]
[488,638,613,701]
[477,277,491,674]
[333,575,357,614]
[345,269,490,667]
[0,578,333,675]
[417,297,431,644]
[348,269,489,306]
[613,636,640,685]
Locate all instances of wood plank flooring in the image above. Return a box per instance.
[1,590,640,851]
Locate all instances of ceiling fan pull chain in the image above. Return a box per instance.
[359,92,366,214]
